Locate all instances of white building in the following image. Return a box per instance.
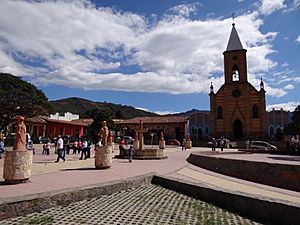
[49,112,79,121]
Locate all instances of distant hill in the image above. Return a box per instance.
[165,109,210,117]
[49,97,158,119]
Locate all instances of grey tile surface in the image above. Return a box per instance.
[2,185,263,225]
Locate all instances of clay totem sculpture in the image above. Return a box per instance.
[13,116,26,151]
[100,120,109,146]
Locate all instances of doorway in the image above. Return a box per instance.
[233,119,243,140]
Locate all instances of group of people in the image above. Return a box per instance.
[211,137,226,151]
[286,135,300,152]
[54,135,92,162]
[0,129,36,158]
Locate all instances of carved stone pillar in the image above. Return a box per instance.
[3,150,33,184]
[186,140,192,149]
[95,146,112,169]
[159,141,165,149]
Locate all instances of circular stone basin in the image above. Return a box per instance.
[118,148,167,160]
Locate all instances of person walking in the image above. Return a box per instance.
[220,138,224,151]
[182,139,187,151]
[55,135,65,162]
[212,138,216,151]
[0,132,4,159]
[72,139,78,154]
[45,140,51,155]
[245,139,250,150]
[80,138,88,160]
[128,146,134,163]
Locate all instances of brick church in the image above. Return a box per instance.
[209,23,266,140]
[116,23,292,143]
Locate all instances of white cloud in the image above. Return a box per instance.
[167,3,200,17]
[296,35,300,43]
[279,76,300,83]
[284,0,300,12]
[265,86,287,97]
[153,110,179,115]
[259,0,287,15]
[283,84,295,90]
[0,0,283,95]
[135,107,178,115]
[293,0,300,8]
[267,101,300,111]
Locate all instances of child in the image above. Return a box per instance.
[182,139,187,151]
[128,146,134,163]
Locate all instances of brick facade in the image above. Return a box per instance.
[209,24,266,140]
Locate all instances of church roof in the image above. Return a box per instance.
[226,23,243,51]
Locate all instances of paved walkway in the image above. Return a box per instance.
[0,145,299,208]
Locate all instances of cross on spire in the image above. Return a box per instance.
[232,12,235,26]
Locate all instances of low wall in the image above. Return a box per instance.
[187,153,300,192]
[152,175,300,225]
[0,173,154,221]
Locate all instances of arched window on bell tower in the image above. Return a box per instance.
[232,64,239,81]
[217,106,223,119]
[252,104,259,118]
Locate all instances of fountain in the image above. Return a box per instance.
[119,120,167,160]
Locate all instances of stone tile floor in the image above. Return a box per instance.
[2,185,263,225]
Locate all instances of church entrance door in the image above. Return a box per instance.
[233,119,243,140]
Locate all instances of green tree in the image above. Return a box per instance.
[0,73,52,130]
[115,110,123,119]
[87,109,114,143]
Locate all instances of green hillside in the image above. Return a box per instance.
[50,97,158,119]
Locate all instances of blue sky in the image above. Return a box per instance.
[0,0,300,114]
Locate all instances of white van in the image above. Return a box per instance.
[250,141,277,150]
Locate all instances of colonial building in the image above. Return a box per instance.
[209,23,266,140]
[24,116,93,139]
[267,108,292,137]
[188,111,210,140]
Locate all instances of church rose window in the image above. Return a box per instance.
[232,89,241,98]
[217,106,223,119]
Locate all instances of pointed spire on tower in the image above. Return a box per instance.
[226,22,243,51]
[260,78,264,90]
[210,82,214,93]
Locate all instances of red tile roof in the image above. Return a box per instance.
[26,116,93,126]
[45,118,92,126]
[25,116,47,124]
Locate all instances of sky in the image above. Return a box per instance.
[0,0,300,115]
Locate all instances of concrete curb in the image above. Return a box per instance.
[187,153,300,192]
[152,175,300,225]
[0,173,155,221]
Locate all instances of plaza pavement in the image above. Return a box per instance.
[0,144,299,208]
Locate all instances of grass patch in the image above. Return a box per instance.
[20,215,54,225]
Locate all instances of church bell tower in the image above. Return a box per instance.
[209,23,266,140]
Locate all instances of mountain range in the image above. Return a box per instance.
[50,97,201,119]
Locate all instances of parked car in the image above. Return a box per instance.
[119,136,134,144]
[165,139,180,146]
[114,136,122,143]
[32,136,50,144]
[250,141,277,150]
[5,133,31,146]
